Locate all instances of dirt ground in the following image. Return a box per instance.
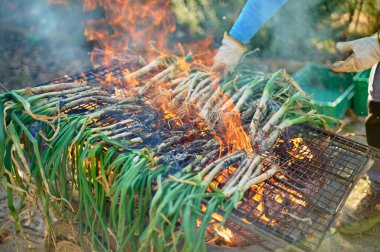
[1,113,380,252]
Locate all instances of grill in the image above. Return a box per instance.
[217,124,371,251]
[36,63,372,251]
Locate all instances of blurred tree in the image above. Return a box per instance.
[171,0,380,61]
[171,0,244,40]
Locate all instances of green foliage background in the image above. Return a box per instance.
[171,0,380,61]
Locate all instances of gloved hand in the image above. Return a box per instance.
[332,33,380,73]
[212,32,247,75]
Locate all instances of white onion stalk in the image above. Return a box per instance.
[220,85,248,112]
[256,92,305,143]
[259,114,340,152]
[188,77,213,102]
[232,76,265,113]
[249,69,284,140]
[241,164,280,192]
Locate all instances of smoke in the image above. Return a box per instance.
[26,0,94,63]
[252,0,334,61]
[0,0,97,88]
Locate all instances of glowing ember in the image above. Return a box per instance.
[214,226,234,243]
[288,137,314,160]
[198,205,235,244]
[251,186,272,224]
[162,102,183,127]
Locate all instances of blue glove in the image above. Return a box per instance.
[230,0,287,44]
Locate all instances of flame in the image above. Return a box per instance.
[198,86,253,155]
[222,111,253,154]
[251,185,272,223]
[162,101,183,127]
[211,213,234,243]
[80,0,224,153]
[105,72,113,82]
[206,137,311,229]
[214,226,233,243]
[288,137,314,160]
[83,0,176,65]
[199,205,234,244]
[122,68,139,86]
[79,0,245,156]
[242,218,251,224]
[210,166,236,189]
[207,85,254,155]
[273,188,307,206]
[82,0,217,67]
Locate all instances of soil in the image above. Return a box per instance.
[0,1,91,91]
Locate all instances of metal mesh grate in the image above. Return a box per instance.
[223,124,371,251]
[39,64,372,251]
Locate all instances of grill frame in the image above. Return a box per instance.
[219,124,372,251]
[38,63,373,251]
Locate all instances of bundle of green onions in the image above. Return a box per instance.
[0,54,340,251]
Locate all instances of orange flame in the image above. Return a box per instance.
[215,226,234,243]
[83,0,176,65]
[222,111,253,154]
[82,0,217,66]
[251,185,272,223]
[288,137,314,160]
[198,205,234,244]
[161,100,183,128]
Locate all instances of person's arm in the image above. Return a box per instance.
[212,0,287,74]
[230,0,287,44]
[332,33,380,73]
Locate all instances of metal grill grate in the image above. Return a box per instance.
[222,124,371,251]
[39,64,372,251]
[39,63,130,87]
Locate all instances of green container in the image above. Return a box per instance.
[293,63,354,119]
[353,69,371,116]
